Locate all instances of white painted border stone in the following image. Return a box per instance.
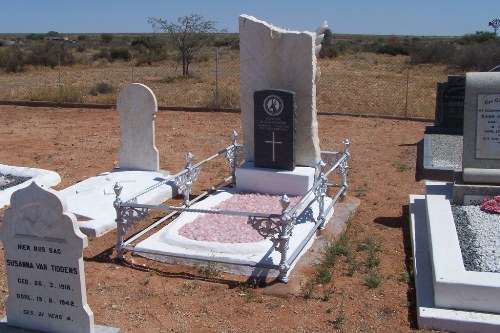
[235,162,315,196]
[409,184,500,332]
[136,187,333,278]
[0,164,61,209]
[425,182,500,314]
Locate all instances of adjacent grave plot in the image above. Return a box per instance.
[410,72,500,332]
[58,83,176,238]
[113,132,350,282]
[419,134,462,181]
[419,76,465,181]
[0,182,120,333]
[0,164,61,209]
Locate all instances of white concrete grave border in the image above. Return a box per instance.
[0,164,61,209]
[409,182,500,332]
[135,187,334,279]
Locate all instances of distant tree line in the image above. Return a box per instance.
[1,23,499,74]
[320,29,500,71]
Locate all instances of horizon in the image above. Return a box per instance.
[0,1,498,37]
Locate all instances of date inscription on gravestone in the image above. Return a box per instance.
[254,89,296,170]
[476,94,500,159]
[0,183,94,333]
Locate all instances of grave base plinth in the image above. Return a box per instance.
[235,162,315,196]
[453,171,500,204]
[0,318,120,333]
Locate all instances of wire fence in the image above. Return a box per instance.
[0,49,453,119]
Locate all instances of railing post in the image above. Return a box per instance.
[113,182,125,260]
[341,139,350,194]
[277,194,295,283]
[230,130,238,179]
[183,152,194,207]
[315,162,328,229]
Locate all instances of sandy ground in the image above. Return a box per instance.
[0,105,442,333]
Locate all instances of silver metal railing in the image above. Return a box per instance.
[113,132,350,283]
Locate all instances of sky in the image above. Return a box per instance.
[0,0,499,36]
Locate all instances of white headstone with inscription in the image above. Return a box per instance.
[0,183,94,333]
[462,72,500,184]
[117,83,160,171]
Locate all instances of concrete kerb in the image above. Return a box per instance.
[409,182,500,333]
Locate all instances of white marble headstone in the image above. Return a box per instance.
[239,15,325,167]
[0,183,94,333]
[117,83,160,171]
[462,72,500,183]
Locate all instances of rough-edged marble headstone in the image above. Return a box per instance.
[0,183,94,333]
[117,83,159,171]
[239,15,323,167]
[254,89,296,170]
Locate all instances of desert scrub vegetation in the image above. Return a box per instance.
[321,29,500,71]
[0,30,496,117]
[301,234,385,302]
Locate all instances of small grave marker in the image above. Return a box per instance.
[0,183,119,333]
[117,83,159,171]
[254,89,296,170]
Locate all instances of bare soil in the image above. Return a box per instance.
[0,105,442,333]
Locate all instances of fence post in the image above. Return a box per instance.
[215,49,220,106]
[404,59,410,118]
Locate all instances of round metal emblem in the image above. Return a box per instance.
[263,95,283,116]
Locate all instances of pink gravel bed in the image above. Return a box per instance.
[179,193,302,243]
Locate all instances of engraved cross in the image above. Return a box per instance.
[265,132,282,162]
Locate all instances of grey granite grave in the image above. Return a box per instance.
[425,75,465,135]
[0,183,119,333]
[420,134,462,181]
[420,76,465,181]
[254,89,296,170]
[453,72,500,204]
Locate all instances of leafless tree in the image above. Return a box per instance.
[148,14,218,77]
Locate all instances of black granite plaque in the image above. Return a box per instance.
[426,75,465,135]
[254,89,296,170]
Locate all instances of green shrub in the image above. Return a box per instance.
[376,41,410,56]
[89,82,115,96]
[93,48,110,61]
[25,33,46,41]
[26,42,75,68]
[363,272,381,289]
[101,33,113,44]
[409,41,456,65]
[110,47,132,61]
[458,31,497,44]
[0,47,25,73]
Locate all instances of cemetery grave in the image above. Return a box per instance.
[112,16,352,282]
[419,75,465,181]
[58,83,176,238]
[0,164,61,209]
[4,12,494,333]
[410,72,500,332]
[0,102,426,333]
